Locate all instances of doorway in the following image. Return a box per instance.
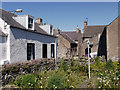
[27,43,35,60]
[43,44,47,58]
[85,48,91,57]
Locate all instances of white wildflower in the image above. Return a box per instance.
[40,81,42,83]
[107,81,109,85]
[98,86,101,88]
[103,80,105,82]
[71,86,74,88]
[97,77,100,80]
[114,77,116,80]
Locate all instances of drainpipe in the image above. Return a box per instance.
[55,38,57,64]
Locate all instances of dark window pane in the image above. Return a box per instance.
[27,43,35,60]
[28,17,33,28]
[51,44,54,58]
[43,44,47,58]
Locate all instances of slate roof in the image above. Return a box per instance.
[83,25,107,37]
[60,31,79,43]
[0,9,55,37]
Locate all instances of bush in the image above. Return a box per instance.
[105,59,114,70]
[60,59,68,71]
[95,57,100,65]
[70,60,75,67]
[14,74,37,88]
[47,72,65,88]
[116,60,120,79]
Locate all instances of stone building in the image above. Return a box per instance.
[107,16,120,61]
[82,24,107,58]
[82,16,120,61]
[0,9,57,65]
[54,26,82,58]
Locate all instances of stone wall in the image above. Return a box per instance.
[1,59,55,85]
[97,29,107,59]
[78,31,83,57]
[57,34,71,58]
[118,16,120,60]
[81,30,107,59]
[81,40,88,57]
[107,17,119,61]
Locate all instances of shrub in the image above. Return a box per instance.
[60,59,68,71]
[14,74,37,88]
[47,72,65,88]
[94,57,100,65]
[116,60,120,79]
[70,60,75,67]
[105,59,114,70]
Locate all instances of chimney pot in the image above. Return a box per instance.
[36,18,43,25]
[76,25,80,33]
[84,21,87,28]
[53,28,60,35]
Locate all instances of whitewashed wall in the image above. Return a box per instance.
[13,15,35,30]
[39,25,53,35]
[0,18,10,65]
[10,27,57,63]
[0,36,7,64]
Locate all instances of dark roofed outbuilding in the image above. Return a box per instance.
[60,31,80,43]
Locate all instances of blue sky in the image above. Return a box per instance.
[2,2,118,32]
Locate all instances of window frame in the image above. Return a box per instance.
[28,17,33,29]
[27,43,35,60]
[51,44,55,58]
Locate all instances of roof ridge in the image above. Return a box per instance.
[108,16,119,26]
[61,31,76,32]
[87,25,107,27]
[0,9,17,16]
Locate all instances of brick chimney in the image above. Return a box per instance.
[84,21,87,28]
[36,18,43,25]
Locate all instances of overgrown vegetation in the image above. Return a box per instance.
[4,57,120,88]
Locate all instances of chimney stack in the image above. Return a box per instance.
[53,28,60,36]
[84,21,87,28]
[76,25,80,33]
[36,18,43,25]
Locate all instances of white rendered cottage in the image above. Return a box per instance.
[0,9,57,65]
